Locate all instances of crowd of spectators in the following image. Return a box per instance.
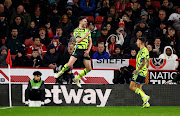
[0,0,180,69]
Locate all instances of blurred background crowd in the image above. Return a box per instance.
[0,0,180,69]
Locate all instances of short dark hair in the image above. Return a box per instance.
[133,1,139,4]
[125,7,133,12]
[39,27,46,31]
[33,37,40,41]
[131,49,137,52]
[56,27,62,31]
[12,28,18,31]
[32,49,38,52]
[33,71,42,76]
[168,26,175,30]
[79,16,86,23]
[138,37,146,43]
[154,37,161,41]
[15,15,21,19]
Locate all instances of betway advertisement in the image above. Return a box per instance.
[22,85,112,107]
[1,84,180,106]
[0,68,113,84]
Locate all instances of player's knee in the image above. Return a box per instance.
[129,84,135,91]
[129,85,133,90]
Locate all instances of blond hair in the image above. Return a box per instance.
[4,0,12,8]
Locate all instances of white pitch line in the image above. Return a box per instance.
[0,107,13,109]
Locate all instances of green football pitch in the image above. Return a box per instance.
[0,106,180,116]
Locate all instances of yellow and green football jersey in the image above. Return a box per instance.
[136,47,149,77]
[73,27,91,49]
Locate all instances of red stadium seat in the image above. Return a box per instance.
[11,55,16,60]
[83,16,94,22]
[26,55,31,59]
[95,24,102,31]
[24,39,33,48]
[95,16,105,24]
[1,39,6,44]
[151,1,161,11]
[24,39,33,53]
[177,31,180,36]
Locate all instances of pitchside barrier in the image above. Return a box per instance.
[0,84,180,106]
[0,58,179,84]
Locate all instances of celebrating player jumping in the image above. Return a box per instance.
[54,17,92,88]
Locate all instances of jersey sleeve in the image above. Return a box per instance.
[141,49,149,62]
[73,28,80,38]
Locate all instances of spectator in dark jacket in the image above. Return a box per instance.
[66,5,79,27]
[161,0,173,17]
[57,14,74,36]
[5,28,23,55]
[47,4,61,29]
[131,2,141,22]
[125,49,137,59]
[130,30,142,50]
[102,14,118,29]
[155,10,168,28]
[43,44,60,68]
[0,13,8,40]
[133,19,151,40]
[164,26,178,53]
[80,0,96,16]
[4,0,15,22]
[29,49,42,67]
[152,37,164,56]
[39,27,50,47]
[51,35,65,56]
[10,16,27,42]
[92,42,109,60]
[153,21,167,41]
[96,26,109,46]
[31,6,46,28]
[116,27,131,54]
[88,21,101,46]
[139,9,156,30]
[0,4,5,17]
[0,45,8,67]
[147,44,158,58]
[55,27,68,46]
[14,48,30,67]
[27,21,38,39]
[109,44,124,59]
[10,5,31,27]
[45,21,54,39]
[96,0,111,16]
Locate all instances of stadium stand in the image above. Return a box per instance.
[0,0,179,70]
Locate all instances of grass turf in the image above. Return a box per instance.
[0,106,180,116]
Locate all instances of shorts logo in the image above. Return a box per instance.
[150,58,166,69]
